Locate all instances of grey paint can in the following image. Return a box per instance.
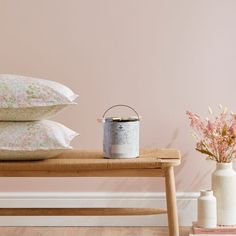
[99,105,140,159]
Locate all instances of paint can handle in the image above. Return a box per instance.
[103,104,140,119]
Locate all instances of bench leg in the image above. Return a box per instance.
[165,167,179,236]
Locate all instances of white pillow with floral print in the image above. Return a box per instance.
[0,120,78,160]
[0,74,78,121]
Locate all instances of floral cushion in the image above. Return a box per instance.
[0,120,78,160]
[0,74,78,120]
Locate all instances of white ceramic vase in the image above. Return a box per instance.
[212,162,236,226]
[197,190,217,228]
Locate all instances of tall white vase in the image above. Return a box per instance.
[212,162,236,226]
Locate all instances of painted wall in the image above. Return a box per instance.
[0,0,236,192]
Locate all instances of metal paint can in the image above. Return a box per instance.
[98,105,140,159]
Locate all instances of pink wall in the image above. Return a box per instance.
[0,0,236,192]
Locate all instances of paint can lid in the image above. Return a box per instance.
[105,116,140,122]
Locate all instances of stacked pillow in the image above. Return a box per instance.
[0,74,78,160]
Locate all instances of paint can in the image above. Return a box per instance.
[98,105,140,159]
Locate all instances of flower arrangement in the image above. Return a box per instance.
[186,105,236,163]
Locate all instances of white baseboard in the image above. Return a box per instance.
[0,192,198,226]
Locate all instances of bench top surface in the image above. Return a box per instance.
[0,149,181,173]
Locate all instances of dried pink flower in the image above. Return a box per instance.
[186,106,236,163]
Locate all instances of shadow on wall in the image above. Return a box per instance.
[162,128,214,192]
[165,128,179,149]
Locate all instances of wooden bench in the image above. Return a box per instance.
[0,148,181,236]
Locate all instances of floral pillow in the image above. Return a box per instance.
[0,120,78,160]
[0,74,78,120]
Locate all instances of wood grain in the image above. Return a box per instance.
[0,207,167,216]
[165,167,179,236]
[0,168,166,177]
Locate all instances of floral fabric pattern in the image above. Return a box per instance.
[0,120,78,160]
[0,74,78,108]
[0,106,68,121]
[0,74,78,120]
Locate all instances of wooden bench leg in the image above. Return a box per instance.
[165,166,179,236]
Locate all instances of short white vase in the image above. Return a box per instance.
[212,162,236,226]
[197,190,217,228]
